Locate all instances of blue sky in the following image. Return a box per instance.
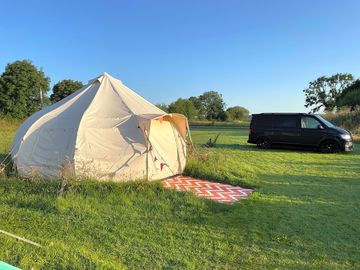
[1,0,359,113]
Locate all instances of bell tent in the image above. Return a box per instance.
[11,72,189,181]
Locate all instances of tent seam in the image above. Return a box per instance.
[72,82,105,169]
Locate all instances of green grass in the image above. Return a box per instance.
[0,121,359,269]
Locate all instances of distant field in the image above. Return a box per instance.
[189,120,250,127]
[0,121,359,269]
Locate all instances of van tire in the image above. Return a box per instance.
[257,137,271,149]
[320,140,339,153]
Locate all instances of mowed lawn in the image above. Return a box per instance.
[0,122,359,269]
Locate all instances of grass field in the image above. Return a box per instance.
[0,122,359,269]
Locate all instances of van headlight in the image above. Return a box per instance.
[340,134,351,140]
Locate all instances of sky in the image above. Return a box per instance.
[0,0,360,113]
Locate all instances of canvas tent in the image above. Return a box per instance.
[11,72,190,181]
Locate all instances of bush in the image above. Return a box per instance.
[324,109,360,137]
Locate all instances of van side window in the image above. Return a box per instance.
[254,115,273,127]
[273,115,298,128]
[301,116,321,129]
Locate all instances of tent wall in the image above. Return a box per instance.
[14,83,99,178]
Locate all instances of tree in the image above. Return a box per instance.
[0,60,50,118]
[198,91,226,120]
[336,80,360,111]
[189,96,206,120]
[155,103,169,112]
[50,79,83,103]
[168,98,197,119]
[217,110,228,121]
[303,73,354,113]
[226,106,250,121]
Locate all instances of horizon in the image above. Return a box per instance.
[1,0,359,114]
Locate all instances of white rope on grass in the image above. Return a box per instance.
[0,229,42,247]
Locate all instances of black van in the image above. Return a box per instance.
[248,113,353,152]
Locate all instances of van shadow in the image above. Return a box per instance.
[214,143,320,153]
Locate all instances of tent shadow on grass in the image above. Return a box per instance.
[5,197,58,214]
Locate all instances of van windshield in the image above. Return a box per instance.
[315,115,335,128]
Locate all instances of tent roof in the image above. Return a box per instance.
[93,72,166,117]
[12,72,188,153]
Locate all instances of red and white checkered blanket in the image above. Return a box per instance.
[162,176,253,205]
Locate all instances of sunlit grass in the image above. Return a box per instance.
[0,120,359,269]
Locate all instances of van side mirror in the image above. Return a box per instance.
[318,124,324,130]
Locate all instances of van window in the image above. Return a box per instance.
[316,115,335,128]
[273,115,298,128]
[301,116,321,129]
[254,115,272,127]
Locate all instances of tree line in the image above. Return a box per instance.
[303,73,360,112]
[156,92,250,122]
[157,91,250,121]
[0,60,250,121]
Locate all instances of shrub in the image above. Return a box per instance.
[204,134,221,147]
[324,108,360,137]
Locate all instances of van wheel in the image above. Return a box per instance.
[320,140,339,153]
[257,137,271,149]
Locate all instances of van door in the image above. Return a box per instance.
[271,115,300,144]
[300,116,326,146]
